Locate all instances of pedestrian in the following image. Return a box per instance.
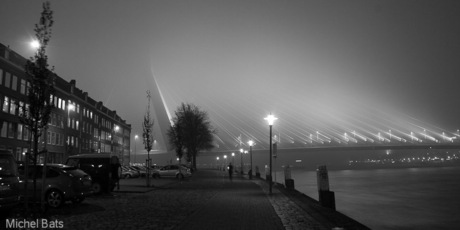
[228,163,233,181]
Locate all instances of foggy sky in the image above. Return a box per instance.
[2,0,460,152]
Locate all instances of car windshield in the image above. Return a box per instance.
[0,156,18,177]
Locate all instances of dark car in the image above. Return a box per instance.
[0,151,20,212]
[66,154,121,194]
[17,164,93,208]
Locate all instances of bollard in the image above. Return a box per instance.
[316,165,336,210]
[284,165,295,189]
[265,165,272,182]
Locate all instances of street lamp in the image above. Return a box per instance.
[248,140,254,179]
[66,102,75,158]
[231,152,235,165]
[134,135,138,165]
[216,157,220,170]
[264,113,277,195]
[224,155,227,170]
[239,148,244,174]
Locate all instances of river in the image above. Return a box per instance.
[273,166,460,230]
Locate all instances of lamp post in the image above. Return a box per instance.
[133,135,138,165]
[264,114,277,195]
[112,125,120,162]
[66,102,75,158]
[239,148,244,174]
[224,155,227,171]
[216,157,220,170]
[248,140,254,179]
[231,152,235,165]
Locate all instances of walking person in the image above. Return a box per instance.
[228,163,234,181]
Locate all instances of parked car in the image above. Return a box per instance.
[17,164,93,208]
[0,151,20,212]
[121,166,140,178]
[66,154,121,194]
[130,165,150,177]
[152,165,192,179]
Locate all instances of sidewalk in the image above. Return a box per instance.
[174,169,286,230]
[51,169,368,230]
[174,169,368,230]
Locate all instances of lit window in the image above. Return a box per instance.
[9,98,16,115]
[2,96,9,112]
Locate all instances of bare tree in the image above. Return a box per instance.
[19,1,55,214]
[142,91,154,186]
[168,103,215,170]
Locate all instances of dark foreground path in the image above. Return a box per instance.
[174,170,284,230]
[4,169,367,229]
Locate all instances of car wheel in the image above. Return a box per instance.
[176,174,184,179]
[46,189,64,208]
[92,182,102,194]
[71,196,85,204]
[125,174,131,179]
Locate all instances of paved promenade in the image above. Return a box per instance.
[7,169,368,230]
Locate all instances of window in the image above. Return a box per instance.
[20,79,26,94]
[9,98,17,115]
[56,133,60,146]
[23,126,29,141]
[58,98,62,109]
[19,101,24,116]
[51,132,56,145]
[0,68,3,85]
[12,75,17,91]
[7,123,15,139]
[26,82,30,96]
[17,124,23,140]
[4,72,11,88]
[0,121,7,137]
[47,131,51,144]
[2,96,9,113]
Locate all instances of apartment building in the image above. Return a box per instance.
[0,43,131,164]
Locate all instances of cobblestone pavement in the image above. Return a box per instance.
[253,180,329,230]
[2,170,342,230]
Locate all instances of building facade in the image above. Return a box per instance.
[0,43,131,165]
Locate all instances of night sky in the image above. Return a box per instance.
[2,1,460,155]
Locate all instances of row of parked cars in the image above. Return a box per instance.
[121,164,192,179]
[0,151,116,211]
[0,151,193,213]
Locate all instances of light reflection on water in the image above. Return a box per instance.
[274,166,460,230]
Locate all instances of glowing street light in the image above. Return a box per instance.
[30,40,40,49]
[248,140,254,179]
[264,113,277,195]
[216,156,220,169]
[239,148,244,174]
[134,135,139,164]
[231,152,235,165]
